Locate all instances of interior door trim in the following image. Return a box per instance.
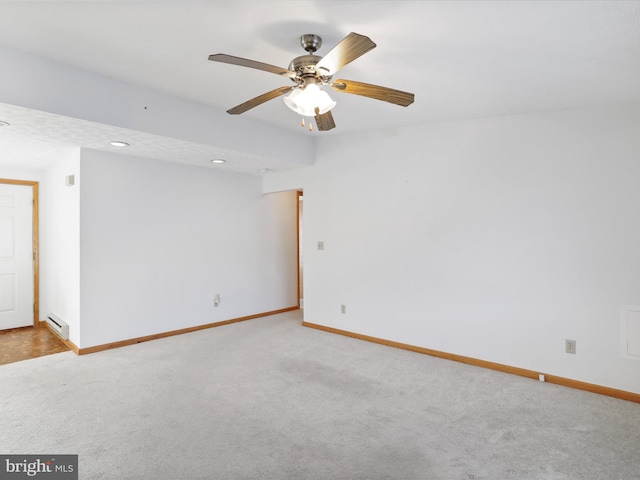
[297,190,303,308]
[0,178,39,327]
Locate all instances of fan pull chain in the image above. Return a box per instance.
[299,118,313,132]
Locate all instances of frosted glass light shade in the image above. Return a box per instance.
[283,84,336,117]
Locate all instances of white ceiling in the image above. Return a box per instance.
[0,0,639,172]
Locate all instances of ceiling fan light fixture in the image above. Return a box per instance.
[283,83,336,117]
[209,32,413,132]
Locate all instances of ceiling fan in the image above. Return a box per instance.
[208,32,414,132]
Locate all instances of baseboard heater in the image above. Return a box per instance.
[46,313,69,340]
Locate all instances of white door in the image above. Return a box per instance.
[0,183,34,330]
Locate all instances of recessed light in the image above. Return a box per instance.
[258,168,270,173]
[211,159,226,164]
[0,121,10,127]
[110,141,129,147]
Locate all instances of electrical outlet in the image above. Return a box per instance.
[317,241,325,251]
[565,339,576,354]
[341,304,346,314]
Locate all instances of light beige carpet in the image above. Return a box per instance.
[1,310,639,479]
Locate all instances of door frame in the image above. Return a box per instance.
[297,190,303,308]
[0,179,39,327]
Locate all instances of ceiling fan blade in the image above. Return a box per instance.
[227,86,294,115]
[331,79,414,107]
[314,107,336,131]
[208,54,296,78]
[315,32,376,76]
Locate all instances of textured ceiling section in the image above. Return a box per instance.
[0,103,302,174]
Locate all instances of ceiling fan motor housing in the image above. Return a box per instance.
[289,54,323,78]
[288,35,331,85]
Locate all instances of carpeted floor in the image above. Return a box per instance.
[1,310,639,480]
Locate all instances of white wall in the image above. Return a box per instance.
[79,149,298,348]
[43,149,82,345]
[0,166,44,183]
[265,102,640,394]
[0,45,306,348]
